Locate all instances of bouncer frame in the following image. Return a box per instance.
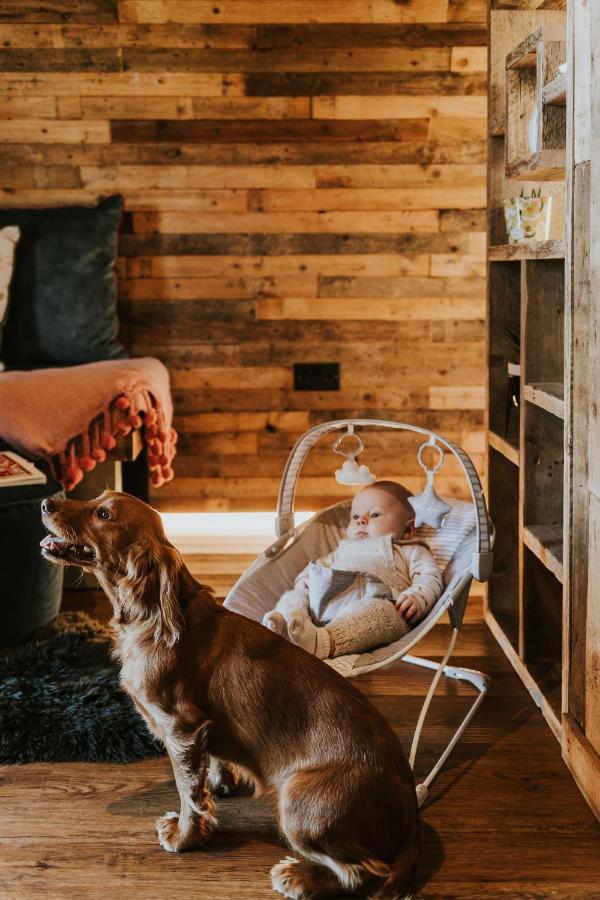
[268,419,494,807]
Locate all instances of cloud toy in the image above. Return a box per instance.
[335,458,376,485]
[332,425,377,486]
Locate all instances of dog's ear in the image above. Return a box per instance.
[120,541,184,648]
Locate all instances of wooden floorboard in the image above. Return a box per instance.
[2,554,599,899]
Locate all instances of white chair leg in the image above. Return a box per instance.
[403,629,490,808]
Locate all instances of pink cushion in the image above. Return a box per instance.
[0,357,176,490]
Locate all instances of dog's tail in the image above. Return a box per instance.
[363,839,419,900]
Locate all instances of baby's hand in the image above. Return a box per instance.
[396,594,421,622]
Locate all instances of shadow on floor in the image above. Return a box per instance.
[108,774,445,896]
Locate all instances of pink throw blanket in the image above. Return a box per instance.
[0,357,177,491]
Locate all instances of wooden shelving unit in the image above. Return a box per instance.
[542,70,567,105]
[489,0,600,824]
[486,3,567,736]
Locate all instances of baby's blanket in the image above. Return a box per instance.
[0,357,176,491]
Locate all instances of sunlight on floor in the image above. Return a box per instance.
[160,511,315,553]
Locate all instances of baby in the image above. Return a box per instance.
[262,481,444,659]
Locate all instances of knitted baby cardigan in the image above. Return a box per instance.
[315,535,443,618]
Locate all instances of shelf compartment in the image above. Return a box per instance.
[489,262,521,445]
[523,524,563,582]
[542,71,567,106]
[485,609,561,741]
[523,547,563,717]
[489,239,564,261]
[524,382,564,418]
[523,404,564,530]
[505,26,566,180]
[488,448,520,650]
[488,430,520,466]
[522,258,564,386]
[488,134,566,246]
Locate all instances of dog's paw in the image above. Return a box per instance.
[155,811,213,853]
[210,780,232,799]
[209,764,240,798]
[155,811,183,853]
[271,857,306,899]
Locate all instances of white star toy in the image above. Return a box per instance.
[408,473,451,529]
[409,440,452,529]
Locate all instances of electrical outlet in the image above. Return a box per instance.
[293,362,340,391]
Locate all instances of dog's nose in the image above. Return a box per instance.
[41,498,55,515]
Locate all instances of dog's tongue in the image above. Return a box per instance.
[40,535,70,551]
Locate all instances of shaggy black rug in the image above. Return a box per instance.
[0,612,164,764]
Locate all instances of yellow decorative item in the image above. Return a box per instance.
[502,190,552,244]
[502,198,523,244]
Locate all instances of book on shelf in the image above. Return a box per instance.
[0,451,47,487]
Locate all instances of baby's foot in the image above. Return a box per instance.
[287,611,331,659]
[263,610,288,638]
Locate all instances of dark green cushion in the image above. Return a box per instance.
[0,195,126,369]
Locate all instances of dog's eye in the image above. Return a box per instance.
[97,507,110,520]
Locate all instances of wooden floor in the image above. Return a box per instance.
[2,549,599,899]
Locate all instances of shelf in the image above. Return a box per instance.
[543,71,567,106]
[506,30,540,70]
[488,430,519,466]
[489,240,564,261]
[506,27,564,67]
[492,1,566,9]
[506,151,565,181]
[523,524,564,582]
[524,382,564,418]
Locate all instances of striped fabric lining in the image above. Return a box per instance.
[418,500,477,571]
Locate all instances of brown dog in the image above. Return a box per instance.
[41,491,420,899]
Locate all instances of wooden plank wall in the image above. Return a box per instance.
[0,0,487,512]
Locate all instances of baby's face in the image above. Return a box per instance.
[347,487,414,541]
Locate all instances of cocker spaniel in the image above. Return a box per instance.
[41,490,419,899]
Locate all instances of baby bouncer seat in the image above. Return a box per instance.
[225,419,494,806]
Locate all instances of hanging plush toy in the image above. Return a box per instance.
[408,439,451,529]
[333,425,376,485]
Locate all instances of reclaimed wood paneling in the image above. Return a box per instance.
[0,1,118,24]
[118,1,453,26]
[0,0,487,511]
